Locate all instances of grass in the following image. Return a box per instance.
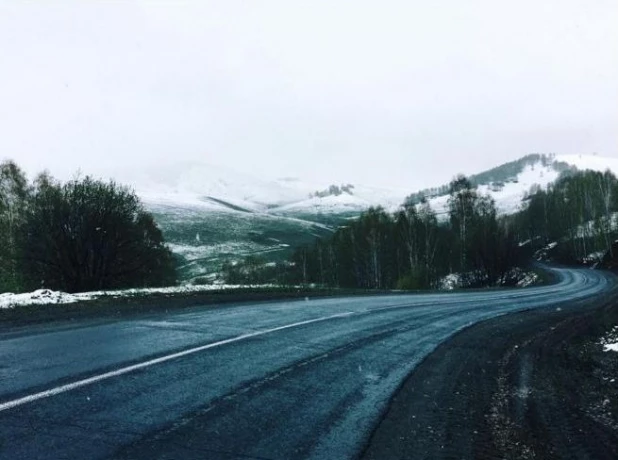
[148,204,349,281]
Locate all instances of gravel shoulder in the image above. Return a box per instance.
[362,290,618,460]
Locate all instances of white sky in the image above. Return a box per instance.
[1,0,616,189]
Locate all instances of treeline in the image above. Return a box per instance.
[285,175,521,289]
[514,169,618,264]
[311,183,355,198]
[0,160,176,294]
[281,168,618,290]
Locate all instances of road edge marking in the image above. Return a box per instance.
[0,311,355,413]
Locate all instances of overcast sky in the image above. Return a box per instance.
[1,0,616,189]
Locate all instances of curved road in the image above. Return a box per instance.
[0,267,613,459]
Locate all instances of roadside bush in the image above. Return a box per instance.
[20,175,177,293]
[396,269,430,290]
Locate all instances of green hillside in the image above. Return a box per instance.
[148,203,340,282]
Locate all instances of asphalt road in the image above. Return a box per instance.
[0,267,613,459]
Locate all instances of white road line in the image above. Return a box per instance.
[0,311,355,413]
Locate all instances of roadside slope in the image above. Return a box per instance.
[362,280,618,460]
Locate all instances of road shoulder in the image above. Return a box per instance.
[361,295,618,459]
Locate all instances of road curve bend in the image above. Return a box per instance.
[0,267,614,459]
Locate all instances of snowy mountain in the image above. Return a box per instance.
[127,153,617,281]
[118,161,308,212]
[126,162,410,215]
[413,154,618,217]
[130,154,617,219]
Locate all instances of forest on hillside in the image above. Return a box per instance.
[227,169,618,290]
[286,175,521,290]
[404,153,576,206]
[4,156,618,295]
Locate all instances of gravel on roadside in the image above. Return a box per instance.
[361,294,618,460]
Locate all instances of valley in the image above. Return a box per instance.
[138,154,617,282]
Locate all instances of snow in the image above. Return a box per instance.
[272,193,373,214]
[600,326,618,352]
[516,271,540,288]
[129,154,618,220]
[604,343,618,352]
[139,191,231,211]
[122,161,412,217]
[113,153,618,220]
[124,161,308,212]
[0,284,291,309]
[270,180,410,214]
[421,155,618,219]
[439,268,539,290]
[0,290,79,309]
[584,251,605,263]
[425,162,560,218]
[440,274,461,290]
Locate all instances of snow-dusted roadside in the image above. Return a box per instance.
[0,284,284,309]
[438,268,540,290]
[601,325,618,352]
[0,290,80,309]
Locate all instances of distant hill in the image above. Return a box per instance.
[131,153,618,282]
[404,154,576,208]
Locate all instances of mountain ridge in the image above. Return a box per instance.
[136,153,618,281]
[136,153,616,217]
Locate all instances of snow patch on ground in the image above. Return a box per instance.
[600,326,618,352]
[516,270,540,288]
[440,274,462,290]
[439,268,539,290]
[534,241,559,261]
[272,194,372,213]
[131,162,412,216]
[0,290,79,309]
[0,284,286,309]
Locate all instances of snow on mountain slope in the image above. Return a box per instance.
[121,162,412,215]
[270,180,410,214]
[272,193,372,213]
[426,159,561,216]
[118,161,308,211]
[344,184,411,212]
[479,161,560,213]
[129,153,618,219]
[422,154,618,217]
